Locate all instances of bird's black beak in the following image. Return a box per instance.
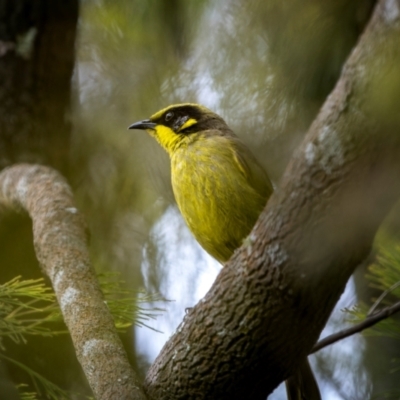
[128,119,156,130]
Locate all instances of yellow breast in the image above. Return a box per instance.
[170,134,271,263]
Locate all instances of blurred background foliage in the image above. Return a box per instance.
[3,0,400,399]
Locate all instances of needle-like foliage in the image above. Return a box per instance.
[0,273,164,399]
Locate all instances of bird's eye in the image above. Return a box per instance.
[165,112,174,122]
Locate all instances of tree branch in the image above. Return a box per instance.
[312,301,400,353]
[0,164,146,400]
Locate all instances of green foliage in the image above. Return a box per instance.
[0,274,164,399]
[98,272,165,331]
[7,363,71,400]
[366,237,400,340]
[346,236,400,339]
[0,277,63,346]
[344,236,400,399]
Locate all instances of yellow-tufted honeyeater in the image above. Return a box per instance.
[129,103,321,400]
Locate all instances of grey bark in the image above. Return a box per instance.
[0,164,147,400]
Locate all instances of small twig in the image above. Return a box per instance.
[368,280,400,316]
[311,300,400,354]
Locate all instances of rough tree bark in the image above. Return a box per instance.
[0,1,82,394]
[0,1,77,174]
[0,165,146,400]
[0,2,83,393]
[144,1,400,399]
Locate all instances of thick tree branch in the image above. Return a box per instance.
[145,1,400,399]
[0,164,146,400]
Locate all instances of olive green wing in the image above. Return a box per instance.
[229,137,274,199]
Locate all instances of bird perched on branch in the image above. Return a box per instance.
[129,103,320,400]
[129,103,272,262]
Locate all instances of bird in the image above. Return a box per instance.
[129,103,321,400]
[129,103,272,262]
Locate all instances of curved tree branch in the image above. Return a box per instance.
[0,164,146,400]
[144,1,400,398]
